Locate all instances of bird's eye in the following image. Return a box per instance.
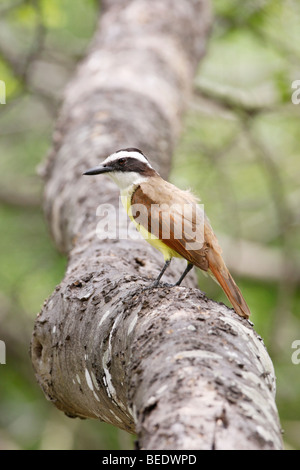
[119,158,126,165]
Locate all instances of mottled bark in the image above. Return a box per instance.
[31,0,283,450]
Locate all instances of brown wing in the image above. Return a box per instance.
[131,178,209,270]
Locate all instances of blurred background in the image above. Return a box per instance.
[0,0,299,450]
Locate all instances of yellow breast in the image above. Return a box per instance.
[120,188,181,261]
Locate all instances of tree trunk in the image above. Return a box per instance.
[31,0,283,450]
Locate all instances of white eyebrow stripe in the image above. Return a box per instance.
[102,151,153,168]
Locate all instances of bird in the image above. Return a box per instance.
[83,148,251,319]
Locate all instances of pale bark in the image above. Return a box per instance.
[31,0,283,450]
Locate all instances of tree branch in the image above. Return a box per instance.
[31,0,283,450]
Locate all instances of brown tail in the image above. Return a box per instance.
[208,262,251,319]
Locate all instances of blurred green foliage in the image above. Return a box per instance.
[0,0,299,450]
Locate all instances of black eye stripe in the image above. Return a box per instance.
[105,155,156,177]
[105,155,154,174]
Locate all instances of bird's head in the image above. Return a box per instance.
[83,148,158,190]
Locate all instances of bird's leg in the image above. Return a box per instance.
[174,262,194,286]
[151,259,172,287]
[145,260,193,290]
[154,261,194,288]
[164,263,194,287]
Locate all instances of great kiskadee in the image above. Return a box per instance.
[83,148,250,319]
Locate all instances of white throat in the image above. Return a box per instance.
[108,171,150,192]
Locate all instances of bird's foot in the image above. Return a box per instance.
[141,281,160,291]
[142,280,178,291]
[160,282,178,288]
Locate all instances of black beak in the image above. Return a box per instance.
[83,165,113,176]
